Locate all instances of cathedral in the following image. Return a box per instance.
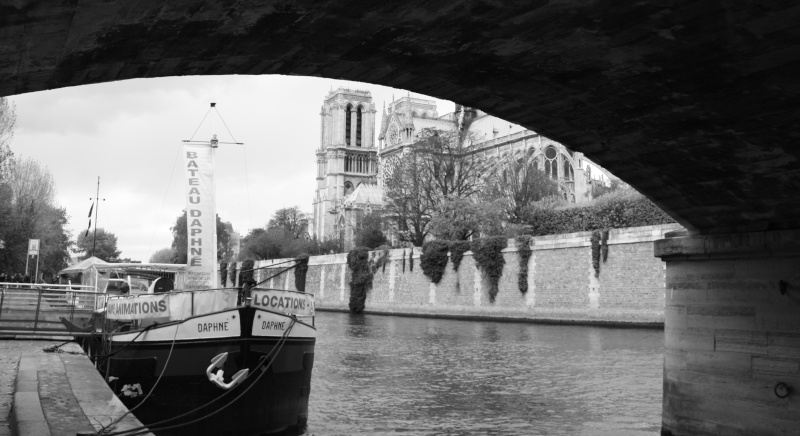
[311,87,613,249]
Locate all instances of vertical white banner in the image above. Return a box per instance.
[184,144,217,289]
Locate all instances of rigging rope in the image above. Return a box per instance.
[101,318,298,436]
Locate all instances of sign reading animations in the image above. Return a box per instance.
[251,289,315,316]
[107,294,170,320]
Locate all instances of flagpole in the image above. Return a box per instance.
[92,177,100,257]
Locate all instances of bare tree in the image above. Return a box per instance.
[485,151,560,222]
[383,128,489,246]
[267,206,309,239]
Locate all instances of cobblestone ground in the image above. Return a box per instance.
[0,339,95,436]
[0,339,60,436]
[37,353,95,436]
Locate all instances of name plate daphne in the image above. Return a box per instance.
[251,289,314,316]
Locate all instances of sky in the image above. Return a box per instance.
[9,75,456,262]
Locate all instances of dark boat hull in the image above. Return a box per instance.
[87,307,315,435]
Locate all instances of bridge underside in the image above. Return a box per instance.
[2,1,800,435]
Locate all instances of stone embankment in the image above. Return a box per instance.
[238,224,682,327]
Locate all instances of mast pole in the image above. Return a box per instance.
[92,177,100,257]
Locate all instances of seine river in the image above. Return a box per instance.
[304,311,663,436]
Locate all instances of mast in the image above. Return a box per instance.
[90,177,104,257]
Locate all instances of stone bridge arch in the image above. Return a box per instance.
[2,2,800,435]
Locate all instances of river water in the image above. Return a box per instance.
[304,311,663,436]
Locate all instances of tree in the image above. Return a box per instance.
[428,197,507,240]
[353,211,387,249]
[0,156,73,278]
[267,207,309,239]
[76,228,121,261]
[383,128,489,246]
[239,227,311,260]
[170,210,231,264]
[0,98,15,180]
[485,152,561,223]
[149,248,177,263]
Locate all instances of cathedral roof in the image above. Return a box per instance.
[344,182,383,208]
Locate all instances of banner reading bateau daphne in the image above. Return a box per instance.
[184,143,217,290]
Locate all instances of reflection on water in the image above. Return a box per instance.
[306,312,663,435]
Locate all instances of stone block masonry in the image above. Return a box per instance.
[238,224,682,326]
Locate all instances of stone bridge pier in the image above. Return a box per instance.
[2,1,800,434]
[656,230,800,435]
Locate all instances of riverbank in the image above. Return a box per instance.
[232,223,681,327]
[0,337,149,436]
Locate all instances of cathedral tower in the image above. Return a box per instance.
[312,87,378,244]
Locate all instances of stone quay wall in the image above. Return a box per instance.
[237,224,683,327]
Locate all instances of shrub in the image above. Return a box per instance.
[470,236,508,303]
[420,241,450,284]
[228,262,238,287]
[294,254,309,293]
[520,188,674,236]
[347,247,373,313]
[449,241,470,272]
[590,230,601,278]
[240,260,256,286]
[219,262,228,287]
[516,235,532,294]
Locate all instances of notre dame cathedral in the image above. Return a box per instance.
[311,87,613,250]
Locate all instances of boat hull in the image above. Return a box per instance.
[87,307,315,435]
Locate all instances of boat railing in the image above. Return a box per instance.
[0,283,103,337]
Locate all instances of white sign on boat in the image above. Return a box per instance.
[107,294,170,320]
[251,289,315,316]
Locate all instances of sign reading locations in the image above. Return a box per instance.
[184,144,217,289]
[251,289,315,316]
[107,294,170,320]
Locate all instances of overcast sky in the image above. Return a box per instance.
[9,75,455,262]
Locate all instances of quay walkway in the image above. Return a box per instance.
[0,336,150,436]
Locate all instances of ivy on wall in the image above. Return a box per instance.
[420,241,450,284]
[590,230,601,277]
[601,229,610,263]
[449,241,470,272]
[409,248,414,271]
[240,260,256,286]
[402,249,406,272]
[470,236,508,303]
[228,262,238,287]
[516,235,532,294]
[294,254,309,293]
[220,262,228,287]
[347,247,373,313]
[372,245,391,273]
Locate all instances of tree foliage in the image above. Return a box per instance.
[486,152,561,222]
[353,212,387,249]
[519,187,675,236]
[470,236,508,303]
[268,207,309,239]
[170,210,231,264]
[149,248,176,263]
[77,228,121,261]
[383,128,489,246]
[429,197,506,241]
[0,155,72,280]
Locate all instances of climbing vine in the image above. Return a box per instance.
[470,236,508,303]
[590,230,601,277]
[347,247,373,313]
[294,254,309,293]
[449,241,470,272]
[420,241,450,284]
[516,235,532,294]
[228,262,238,287]
[372,245,391,273]
[409,248,414,271]
[219,262,228,287]
[601,229,610,263]
[240,260,256,286]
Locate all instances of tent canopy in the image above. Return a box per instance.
[58,256,109,274]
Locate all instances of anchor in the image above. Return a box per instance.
[206,352,249,390]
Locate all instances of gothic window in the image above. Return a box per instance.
[345,104,353,146]
[544,146,558,179]
[356,105,363,147]
[563,158,574,180]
